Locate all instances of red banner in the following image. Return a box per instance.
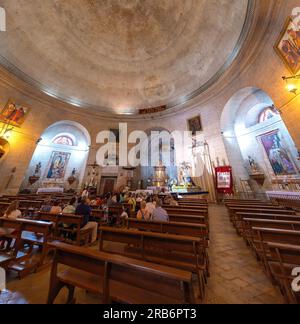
[215,166,233,194]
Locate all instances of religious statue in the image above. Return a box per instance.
[248,156,260,174]
[179,162,192,186]
[34,162,42,176]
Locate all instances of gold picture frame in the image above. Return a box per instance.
[0,99,30,127]
[274,16,300,75]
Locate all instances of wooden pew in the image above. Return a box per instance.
[127,218,209,239]
[98,226,208,300]
[227,207,295,225]
[47,241,195,304]
[251,227,300,279]
[168,214,207,226]
[38,212,92,246]
[241,218,300,247]
[0,217,53,277]
[233,212,300,236]
[268,242,300,304]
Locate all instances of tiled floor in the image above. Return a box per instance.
[6,204,284,304]
[206,204,283,304]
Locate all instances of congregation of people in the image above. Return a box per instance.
[0,190,179,249]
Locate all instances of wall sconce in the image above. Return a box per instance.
[282,74,300,95]
[0,120,14,141]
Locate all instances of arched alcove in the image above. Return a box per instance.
[221,87,300,193]
[19,120,91,193]
[139,127,177,189]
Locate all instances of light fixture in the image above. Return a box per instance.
[0,119,14,141]
[282,74,300,95]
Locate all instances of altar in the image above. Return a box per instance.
[37,187,64,194]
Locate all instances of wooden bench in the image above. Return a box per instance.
[127,218,209,239]
[0,218,53,277]
[227,207,295,225]
[38,212,92,246]
[98,227,208,300]
[47,241,195,304]
[241,218,300,247]
[232,212,300,236]
[168,214,207,226]
[267,242,300,304]
[251,227,300,279]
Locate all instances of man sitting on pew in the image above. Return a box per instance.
[75,197,98,244]
[152,199,169,222]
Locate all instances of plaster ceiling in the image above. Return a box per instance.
[0,0,250,115]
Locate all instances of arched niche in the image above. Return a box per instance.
[139,127,178,189]
[20,120,91,193]
[221,87,300,193]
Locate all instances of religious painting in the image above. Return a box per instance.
[45,151,71,179]
[259,130,297,176]
[0,99,30,127]
[187,115,203,136]
[274,12,300,74]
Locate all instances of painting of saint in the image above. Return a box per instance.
[187,115,203,136]
[45,152,71,179]
[275,12,300,74]
[260,130,297,176]
[0,100,30,127]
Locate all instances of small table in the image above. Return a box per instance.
[0,290,28,304]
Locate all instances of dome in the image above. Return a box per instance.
[0,0,250,114]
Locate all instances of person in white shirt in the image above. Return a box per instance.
[145,196,156,218]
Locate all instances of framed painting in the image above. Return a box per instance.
[259,130,297,176]
[187,115,203,136]
[274,15,300,74]
[0,99,30,127]
[45,151,71,179]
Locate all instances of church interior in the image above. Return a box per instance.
[0,0,300,305]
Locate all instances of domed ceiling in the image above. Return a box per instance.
[0,0,250,115]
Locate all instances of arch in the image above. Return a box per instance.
[221,87,300,193]
[19,120,91,193]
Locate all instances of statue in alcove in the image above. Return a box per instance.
[28,162,41,185]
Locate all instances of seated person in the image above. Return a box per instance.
[40,198,52,213]
[145,196,156,216]
[152,199,169,222]
[164,195,172,205]
[169,197,179,206]
[127,193,136,213]
[49,200,62,214]
[62,197,77,214]
[75,197,98,244]
[119,205,129,227]
[137,201,151,221]
[3,201,22,219]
